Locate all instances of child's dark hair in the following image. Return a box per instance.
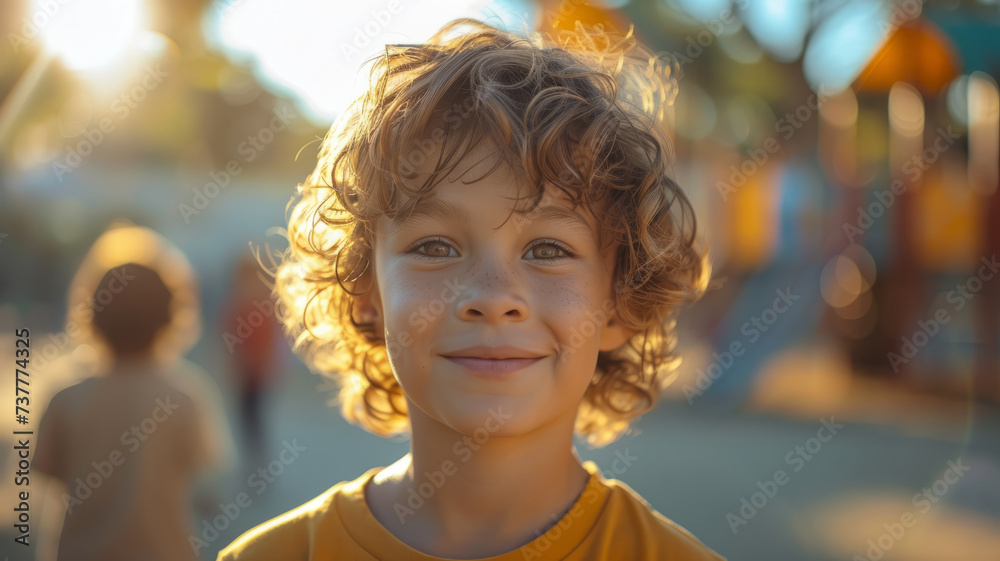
[274,18,711,447]
[91,263,172,356]
[65,222,201,370]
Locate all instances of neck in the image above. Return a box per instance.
[368,402,590,558]
[110,352,158,373]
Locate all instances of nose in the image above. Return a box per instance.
[454,252,529,323]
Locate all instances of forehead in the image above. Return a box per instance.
[388,191,599,238]
[382,140,605,239]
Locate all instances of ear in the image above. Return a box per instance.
[598,305,637,352]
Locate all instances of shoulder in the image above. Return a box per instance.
[156,360,229,429]
[161,358,222,402]
[41,377,97,416]
[49,377,97,400]
[600,476,726,561]
[216,484,340,561]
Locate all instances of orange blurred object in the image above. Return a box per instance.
[854,18,961,96]
[538,0,631,34]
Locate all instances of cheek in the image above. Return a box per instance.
[547,287,590,325]
[379,268,450,358]
[379,280,433,393]
[546,286,605,362]
[541,272,606,326]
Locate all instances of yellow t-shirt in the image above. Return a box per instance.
[217,460,725,560]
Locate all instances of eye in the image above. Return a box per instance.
[405,237,577,262]
[407,236,455,260]
[525,239,576,262]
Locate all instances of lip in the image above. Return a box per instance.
[443,356,544,377]
[440,345,546,360]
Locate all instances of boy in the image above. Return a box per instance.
[219,17,721,560]
[33,225,234,561]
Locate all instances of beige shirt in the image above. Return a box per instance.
[33,358,234,561]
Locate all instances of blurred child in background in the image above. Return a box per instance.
[221,253,283,462]
[32,223,235,561]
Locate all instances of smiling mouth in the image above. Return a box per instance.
[442,356,544,376]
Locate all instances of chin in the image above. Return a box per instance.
[433,393,565,440]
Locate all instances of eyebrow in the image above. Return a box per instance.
[393,198,596,237]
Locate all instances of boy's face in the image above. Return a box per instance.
[355,146,635,438]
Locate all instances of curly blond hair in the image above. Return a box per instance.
[273,18,711,447]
